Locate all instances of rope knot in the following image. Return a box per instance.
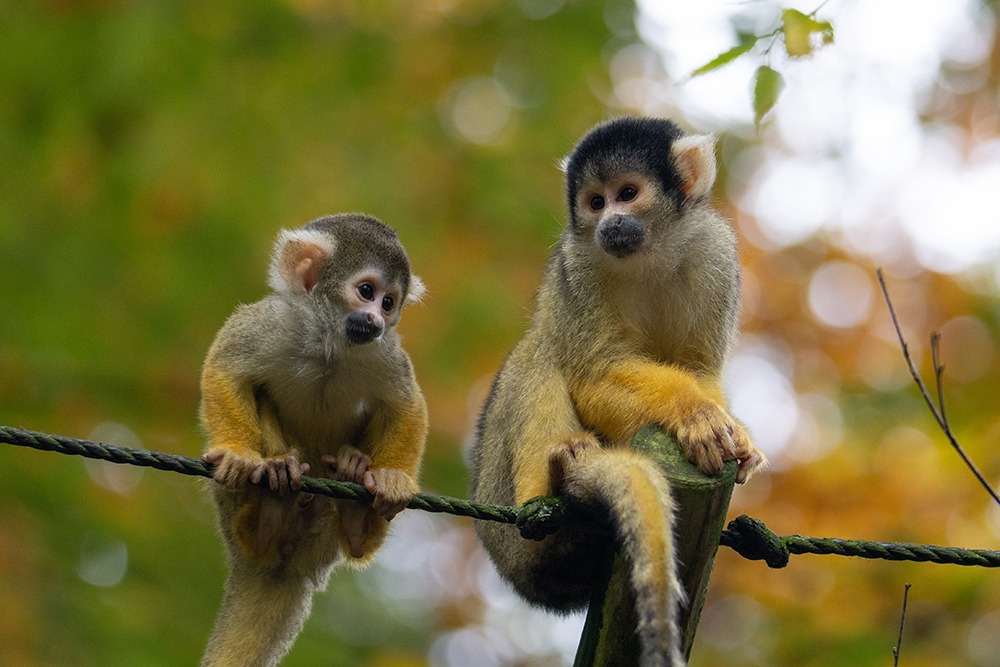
[723,514,790,568]
[516,496,569,540]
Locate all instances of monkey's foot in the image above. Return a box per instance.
[256,491,316,560]
[204,447,308,494]
[547,434,600,497]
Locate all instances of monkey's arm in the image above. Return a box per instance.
[362,392,428,515]
[482,345,589,507]
[201,357,303,492]
[319,391,427,560]
[571,358,764,481]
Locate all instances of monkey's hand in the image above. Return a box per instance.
[364,469,417,522]
[321,447,416,521]
[322,446,371,485]
[203,447,309,494]
[674,403,763,483]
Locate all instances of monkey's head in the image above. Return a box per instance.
[562,117,718,263]
[266,214,425,347]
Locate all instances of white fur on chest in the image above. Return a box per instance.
[262,346,387,457]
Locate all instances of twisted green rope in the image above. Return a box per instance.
[3,425,999,569]
[720,515,1000,568]
[0,426,516,524]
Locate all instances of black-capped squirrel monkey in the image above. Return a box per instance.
[199,213,427,667]
[470,117,765,666]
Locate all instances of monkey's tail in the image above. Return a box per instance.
[200,564,318,667]
[572,450,686,667]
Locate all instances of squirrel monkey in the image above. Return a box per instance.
[470,117,765,666]
[199,214,428,667]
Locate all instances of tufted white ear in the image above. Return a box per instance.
[557,155,571,174]
[671,134,717,202]
[267,228,336,295]
[406,275,427,305]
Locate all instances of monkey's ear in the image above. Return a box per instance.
[671,134,717,202]
[406,275,427,305]
[268,229,336,295]
[556,155,571,173]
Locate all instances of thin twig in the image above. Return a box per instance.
[876,269,1000,508]
[892,583,912,666]
[930,332,949,427]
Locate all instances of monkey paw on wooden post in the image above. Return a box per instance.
[574,425,739,666]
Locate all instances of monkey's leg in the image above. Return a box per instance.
[474,362,606,609]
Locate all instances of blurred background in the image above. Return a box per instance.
[2,0,1000,665]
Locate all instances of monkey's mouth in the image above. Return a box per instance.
[345,314,383,345]
[597,215,645,258]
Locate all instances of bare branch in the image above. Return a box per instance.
[892,583,911,666]
[876,269,1000,508]
[930,332,949,427]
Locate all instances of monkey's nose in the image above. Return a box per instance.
[597,214,645,258]
[345,311,384,344]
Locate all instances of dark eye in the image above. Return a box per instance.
[619,186,637,202]
[589,195,605,211]
[358,283,375,301]
[381,295,395,313]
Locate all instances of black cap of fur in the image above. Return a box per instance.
[564,117,686,228]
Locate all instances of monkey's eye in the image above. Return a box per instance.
[618,186,638,202]
[381,295,395,313]
[589,195,605,211]
[357,283,375,301]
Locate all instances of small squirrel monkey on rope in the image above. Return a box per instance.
[199,213,427,667]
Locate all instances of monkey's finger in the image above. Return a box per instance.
[721,424,739,459]
[363,470,377,495]
[736,450,765,484]
[266,464,281,492]
[202,450,226,465]
[289,462,303,492]
[319,455,338,477]
[365,472,390,516]
[249,464,265,486]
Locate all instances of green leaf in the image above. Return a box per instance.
[688,38,758,79]
[753,65,784,129]
[782,8,835,57]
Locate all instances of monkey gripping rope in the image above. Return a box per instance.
[3,425,1000,569]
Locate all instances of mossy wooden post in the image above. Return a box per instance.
[574,425,739,665]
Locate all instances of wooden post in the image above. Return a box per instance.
[574,425,739,665]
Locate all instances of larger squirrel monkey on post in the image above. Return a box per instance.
[199,214,427,667]
[470,117,765,666]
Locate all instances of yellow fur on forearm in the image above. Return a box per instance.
[365,398,427,480]
[200,363,264,456]
[570,359,726,443]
